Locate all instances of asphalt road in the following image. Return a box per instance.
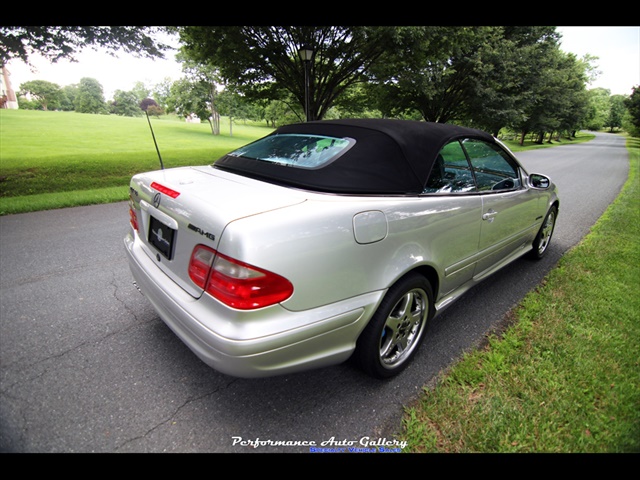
[0,132,629,453]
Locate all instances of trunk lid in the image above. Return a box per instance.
[130,166,306,297]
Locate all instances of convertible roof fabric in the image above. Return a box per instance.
[214,118,494,194]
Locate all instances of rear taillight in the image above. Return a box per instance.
[188,245,293,310]
[188,245,215,289]
[129,195,138,231]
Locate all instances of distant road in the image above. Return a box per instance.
[0,132,629,453]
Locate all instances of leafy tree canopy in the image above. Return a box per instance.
[111,90,143,117]
[18,79,63,110]
[74,77,107,114]
[176,26,401,121]
[624,86,640,130]
[0,26,171,66]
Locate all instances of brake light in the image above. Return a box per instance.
[151,182,180,198]
[129,194,138,231]
[129,208,138,231]
[188,245,293,310]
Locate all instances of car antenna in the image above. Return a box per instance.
[144,109,165,170]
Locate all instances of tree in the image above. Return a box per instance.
[151,78,174,111]
[580,53,602,88]
[368,26,564,133]
[140,98,163,117]
[543,51,591,139]
[584,88,611,131]
[131,81,152,104]
[60,85,76,111]
[369,26,494,123]
[176,26,400,121]
[623,85,640,136]
[166,78,218,133]
[333,83,383,119]
[507,45,590,144]
[176,55,223,134]
[110,89,143,116]
[0,26,171,66]
[604,95,627,132]
[263,99,299,128]
[216,90,262,127]
[466,26,563,136]
[74,77,107,114]
[140,97,159,111]
[18,79,64,110]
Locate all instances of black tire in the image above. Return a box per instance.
[529,205,558,260]
[355,273,434,379]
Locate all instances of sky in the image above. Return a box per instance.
[4,26,639,100]
[556,26,639,95]
[5,32,184,100]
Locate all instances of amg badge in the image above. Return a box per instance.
[188,223,216,241]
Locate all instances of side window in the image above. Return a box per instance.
[462,139,521,191]
[423,141,477,194]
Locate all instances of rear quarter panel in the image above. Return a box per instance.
[217,194,484,311]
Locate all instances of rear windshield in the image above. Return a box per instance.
[228,134,355,170]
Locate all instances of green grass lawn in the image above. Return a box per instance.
[0,109,273,214]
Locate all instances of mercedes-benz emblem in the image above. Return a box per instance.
[153,192,161,208]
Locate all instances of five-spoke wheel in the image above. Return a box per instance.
[529,205,558,259]
[355,273,433,379]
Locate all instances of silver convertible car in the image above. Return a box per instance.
[125,119,559,379]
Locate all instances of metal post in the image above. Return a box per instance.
[299,45,314,122]
[304,60,310,121]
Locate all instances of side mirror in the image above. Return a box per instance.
[529,173,550,189]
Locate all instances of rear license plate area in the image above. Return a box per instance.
[149,215,176,260]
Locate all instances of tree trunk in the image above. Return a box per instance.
[209,110,220,135]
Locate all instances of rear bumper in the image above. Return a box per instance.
[124,232,382,378]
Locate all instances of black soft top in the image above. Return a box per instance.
[214,118,495,194]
